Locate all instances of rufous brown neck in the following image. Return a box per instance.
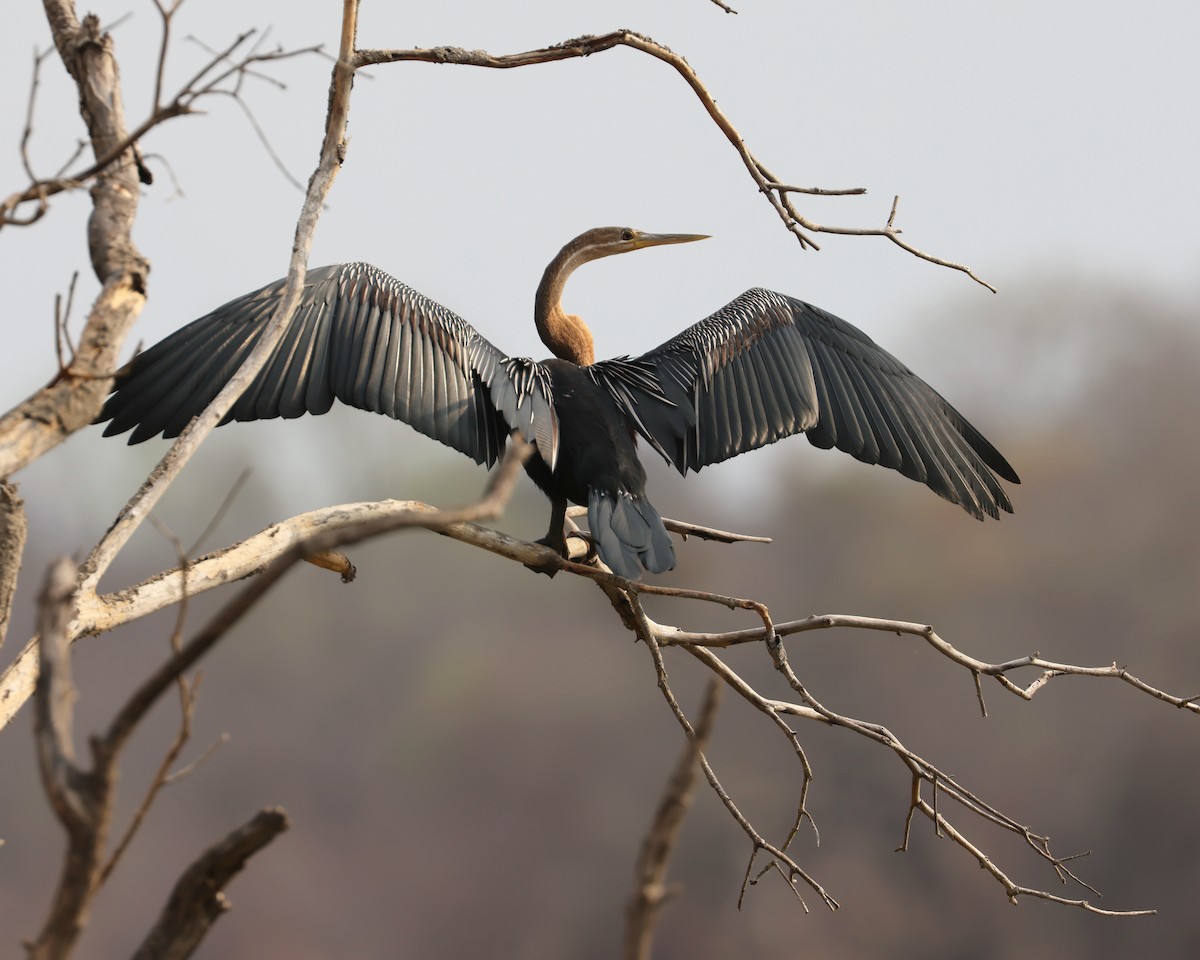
[534,243,596,367]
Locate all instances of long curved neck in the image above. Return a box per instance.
[534,244,596,367]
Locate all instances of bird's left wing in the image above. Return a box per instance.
[590,288,1019,519]
[99,263,557,469]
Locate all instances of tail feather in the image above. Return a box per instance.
[588,488,676,579]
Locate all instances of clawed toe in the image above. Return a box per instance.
[565,530,599,564]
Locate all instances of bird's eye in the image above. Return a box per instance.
[620,229,635,242]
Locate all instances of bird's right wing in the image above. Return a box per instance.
[99,263,557,469]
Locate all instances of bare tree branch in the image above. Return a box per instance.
[0,23,320,232]
[0,480,27,651]
[130,808,291,960]
[33,559,83,819]
[3,452,1194,925]
[356,30,995,291]
[0,7,148,480]
[71,0,357,599]
[651,612,1200,714]
[8,46,58,228]
[26,543,284,959]
[30,556,110,960]
[624,678,722,960]
[20,436,525,956]
[128,442,528,747]
[12,7,360,953]
[98,518,203,886]
[0,492,550,731]
[0,9,321,481]
[675,604,1160,917]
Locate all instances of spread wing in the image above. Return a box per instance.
[590,288,1019,519]
[99,262,559,469]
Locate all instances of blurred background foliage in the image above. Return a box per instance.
[2,271,1197,957]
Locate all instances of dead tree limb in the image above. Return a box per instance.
[0,15,320,231]
[356,31,995,291]
[73,0,359,597]
[0,7,147,480]
[22,436,529,953]
[26,550,290,958]
[0,480,27,651]
[30,557,109,960]
[624,678,722,960]
[0,9,321,480]
[130,808,291,960]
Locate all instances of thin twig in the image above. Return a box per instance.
[17,46,58,228]
[150,1,188,112]
[567,506,770,544]
[225,91,307,191]
[164,733,230,785]
[97,671,199,884]
[51,272,80,379]
[186,468,252,556]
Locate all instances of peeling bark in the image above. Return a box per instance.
[0,480,27,650]
[0,6,148,480]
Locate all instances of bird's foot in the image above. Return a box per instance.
[565,530,599,565]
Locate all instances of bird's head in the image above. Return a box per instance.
[564,226,710,266]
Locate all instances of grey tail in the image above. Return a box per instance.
[587,488,676,580]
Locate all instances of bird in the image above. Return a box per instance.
[98,226,1019,579]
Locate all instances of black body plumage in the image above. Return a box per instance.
[521,360,675,577]
[99,251,1019,579]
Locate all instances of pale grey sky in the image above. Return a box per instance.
[3,0,1198,512]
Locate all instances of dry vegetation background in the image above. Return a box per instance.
[2,275,1198,957]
